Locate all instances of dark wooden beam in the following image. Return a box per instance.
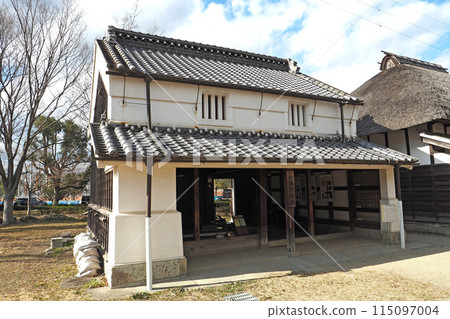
[384,132,389,148]
[347,170,356,232]
[403,128,411,155]
[427,122,435,165]
[258,170,268,247]
[283,170,296,252]
[194,168,200,241]
[306,169,315,237]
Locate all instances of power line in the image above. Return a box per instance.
[390,0,450,29]
[318,0,450,56]
[313,0,379,64]
[357,0,450,43]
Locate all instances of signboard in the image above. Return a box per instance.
[294,175,305,201]
[285,171,296,208]
[319,174,334,202]
[381,204,398,223]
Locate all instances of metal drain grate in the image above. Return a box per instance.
[224,292,258,301]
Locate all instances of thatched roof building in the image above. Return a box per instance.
[354,51,450,136]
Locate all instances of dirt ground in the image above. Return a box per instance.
[1,218,449,301]
[0,219,91,300]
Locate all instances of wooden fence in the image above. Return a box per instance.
[401,164,450,223]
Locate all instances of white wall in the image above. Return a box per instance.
[92,43,360,137]
[368,123,450,165]
[107,162,183,267]
[407,124,431,165]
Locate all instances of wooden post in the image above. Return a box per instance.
[258,170,268,247]
[194,168,200,241]
[283,170,296,253]
[307,169,315,236]
[347,170,356,232]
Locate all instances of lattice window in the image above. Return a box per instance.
[288,103,306,127]
[201,94,226,120]
[90,158,113,210]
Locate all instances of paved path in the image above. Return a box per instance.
[90,233,450,300]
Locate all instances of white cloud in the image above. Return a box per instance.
[78,0,450,92]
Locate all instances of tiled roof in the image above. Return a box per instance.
[381,51,448,73]
[90,123,417,165]
[97,26,361,104]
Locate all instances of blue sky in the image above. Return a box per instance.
[78,0,450,92]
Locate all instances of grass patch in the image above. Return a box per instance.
[132,292,153,300]
[84,277,107,289]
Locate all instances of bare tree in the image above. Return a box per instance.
[113,0,142,31]
[113,0,164,34]
[0,0,91,225]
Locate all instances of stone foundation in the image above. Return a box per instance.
[380,230,402,245]
[355,228,403,245]
[106,257,187,288]
[404,221,450,236]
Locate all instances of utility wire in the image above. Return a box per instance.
[313,0,379,64]
[358,0,450,43]
[390,0,450,29]
[318,0,450,56]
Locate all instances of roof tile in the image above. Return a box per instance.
[98,27,360,104]
[91,123,418,165]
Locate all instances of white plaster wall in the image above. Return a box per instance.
[96,64,360,136]
[430,122,450,164]
[112,163,147,214]
[108,212,184,265]
[89,44,110,124]
[151,164,177,212]
[108,162,183,266]
[379,167,400,232]
[368,124,450,165]
[407,124,431,165]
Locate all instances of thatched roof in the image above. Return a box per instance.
[354,54,450,136]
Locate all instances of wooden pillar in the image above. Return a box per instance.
[258,170,268,247]
[307,169,315,236]
[283,170,296,252]
[194,168,200,241]
[347,170,356,232]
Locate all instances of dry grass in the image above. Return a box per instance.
[130,270,450,301]
[0,220,93,300]
[1,217,449,301]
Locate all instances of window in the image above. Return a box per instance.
[90,158,113,210]
[201,94,226,120]
[288,103,306,127]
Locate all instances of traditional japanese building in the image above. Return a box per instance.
[354,51,450,226]
[88,28,416,288]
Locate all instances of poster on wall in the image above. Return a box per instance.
[319,174,334,202]
[294,175,304,201]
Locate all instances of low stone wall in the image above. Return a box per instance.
[107,257,187,288]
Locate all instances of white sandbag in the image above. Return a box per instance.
[73,237,97,253]
[76,254,101,266]
[73,233,94,256]
[76,247,100,262]
[73,238,100,258]
[77,268,100,277]
[78,259,102,274]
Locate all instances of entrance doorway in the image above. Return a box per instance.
[176,168,258,241]
[213,178,235,223]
